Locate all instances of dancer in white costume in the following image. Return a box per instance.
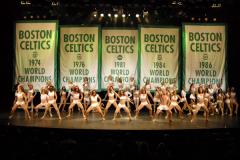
[85,90,105,120]
[225,88,232,116]
[66,86,85,119]
[113,90,132,121]
[103,86,118,118]
[41,85,61,120]
[169,90,183,119]
[153,87,161,113]
[191,86,209,122]
[154,89,172,122]
[9,84,31,119]
[230,87,238,115]
[135,88,153,119]
[27,83,36,112]
[34,87,49,116]
[58,86,68,112]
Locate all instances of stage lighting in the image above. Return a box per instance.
[93,13,97,17]
[114,14,118,18]
[100,13,104,17]
[204,17,208,22]
[213,18,217,21]
[128,13,131,17]
[122,14,126,18]
[136,14,139,18]
[108,13,111,17]
[191,17,195,21]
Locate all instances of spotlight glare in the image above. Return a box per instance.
[100,13,104,17]
[122,14,126,18]
[114,14,118,18]
[108,13,111,17]
[136,14,139,18]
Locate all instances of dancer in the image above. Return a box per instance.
[27,83,36,112]
[34,87,49,116]
[113,90,132,121]
[9,84,31,119]
[169,90,183,119]
[85,90,105,120]
[41,85,61,120]
[230,87,239,115]
[58,86,68,112]
[215,88,226,116]
[133,85,140,112]
[191,86,209,122]
[180,87,192,115]
[154,89,172,122]
[135,87,153,119]
[225,88,231,116]
[117,77,124,91]
[129,76,136,95]
[103,86,118,118]
[144,79,154,101]
[66,86,85,119]
[153,87,161,113]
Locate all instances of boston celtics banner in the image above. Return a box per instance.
[15,21,58,90]
[60,26,100,90]
[140,26,180,89]
[101,29,138,89]
[182,24,227,90]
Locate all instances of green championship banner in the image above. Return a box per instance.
[60,26,100,90]
[15,21,58,90]
[139,26,180,89]
[101,29,138,89]
[182,24,227,90]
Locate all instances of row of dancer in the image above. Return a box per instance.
[10,79,238,122]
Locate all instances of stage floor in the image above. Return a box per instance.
[1,110,239,130]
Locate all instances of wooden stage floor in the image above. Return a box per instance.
[1,110,239,130]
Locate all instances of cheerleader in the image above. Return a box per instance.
[225,88,232,116]
[85,90,105,120]
[83,88,91,110]
[117,77,124,91]
[9,84,31,119]
[107,75,114,88]
[66,86,85,119]
[169,90,183,119]
[135,87,153,119]
[153,87,161,113]
[58,86,68,112]
[129,76,136,94]
[113,90,132,121]
[230,87,238,115]
[154,89,172,122]
[215,88,226,116]
[34,87,49,116]
[180,87,192,115]
[204,87,211,110]
[103,86,118,118]
[191,86,209,122]
[41,85,61,120]
[83,77,90,90]
[144,79,154,101]
[133,85,140,111]
[27,83,36,112]
[124,85,132,110]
